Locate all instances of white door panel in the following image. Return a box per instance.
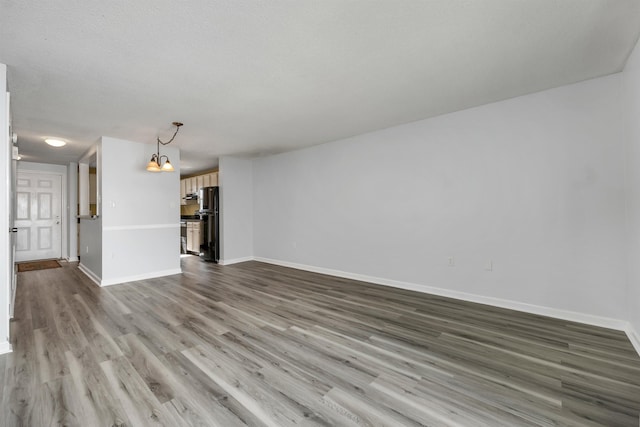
[15,228,29,251]
[15,172,62,262]
[16,191,29,219]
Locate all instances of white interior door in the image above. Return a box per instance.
[15,172,62,262]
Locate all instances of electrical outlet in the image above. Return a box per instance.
[448,256,455,267]
[484,261,493,271]
[85,246,89,253]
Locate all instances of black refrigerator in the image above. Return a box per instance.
[197,186,219,263]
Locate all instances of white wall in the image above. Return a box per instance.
[79,216,102,282]
[0,63,10,353]
[622,36,640,343]
[219,156,254,263]
[254,74,628,321]
[68,162,78,261]
[100,137,180,285]
[17,161,68,175]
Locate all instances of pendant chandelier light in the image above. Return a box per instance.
[146,121,183,172]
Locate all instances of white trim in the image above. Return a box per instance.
[626,323,640,357]
[2,81,11,353]
[78,263,101,287]
[67,161,78,262]
[0,340,12,355]
[103,223,179,231]
[220,256,253,266]
[254,257,629,332]
[100,268,182,287]
[66,256,79,262]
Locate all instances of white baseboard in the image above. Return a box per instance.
[78,263,101,287]
[254,257,629,332]
[626,323,640,357]
[79,263,182,287]
[100,268,183,287]
[66,256,79,262]
[0,340,13,355]
[220,256,254,266]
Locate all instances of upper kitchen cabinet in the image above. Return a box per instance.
[187,177,198,194]
[203,172,218,188]
[180,171,219,205]
[180,179,187,205]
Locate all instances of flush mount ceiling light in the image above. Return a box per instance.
[45,138,67,147]
[147,121,183,172]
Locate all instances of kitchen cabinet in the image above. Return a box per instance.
[196,175,204,193]
[180,179,187,205]
[186,221,202,254]
[186,222,194,252]
[202,172,218,188]
[208,172,219,187]
[188,177,198,194]
[180,171,219,205]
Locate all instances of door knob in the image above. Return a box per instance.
[10,228,17,233]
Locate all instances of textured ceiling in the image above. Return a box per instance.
[1,1,640,174]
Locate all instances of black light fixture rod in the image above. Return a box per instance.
[158,122,183,146]
[147,121,182,172]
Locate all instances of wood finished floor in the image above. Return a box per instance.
[1,257,640,426]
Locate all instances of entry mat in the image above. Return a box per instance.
[17,260,61,272]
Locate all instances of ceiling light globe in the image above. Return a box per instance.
[146,161,161,172]
[45,138,67,147]
[161,159,174,172]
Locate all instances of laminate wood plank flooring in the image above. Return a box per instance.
[1,257,640,426]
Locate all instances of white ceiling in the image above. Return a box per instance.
[2,1,640,174]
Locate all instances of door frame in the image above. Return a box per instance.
[1,68,11,352]
[16,164,68,262]
[9,115,16,317]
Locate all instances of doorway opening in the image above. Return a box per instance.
[14,171,63,262]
